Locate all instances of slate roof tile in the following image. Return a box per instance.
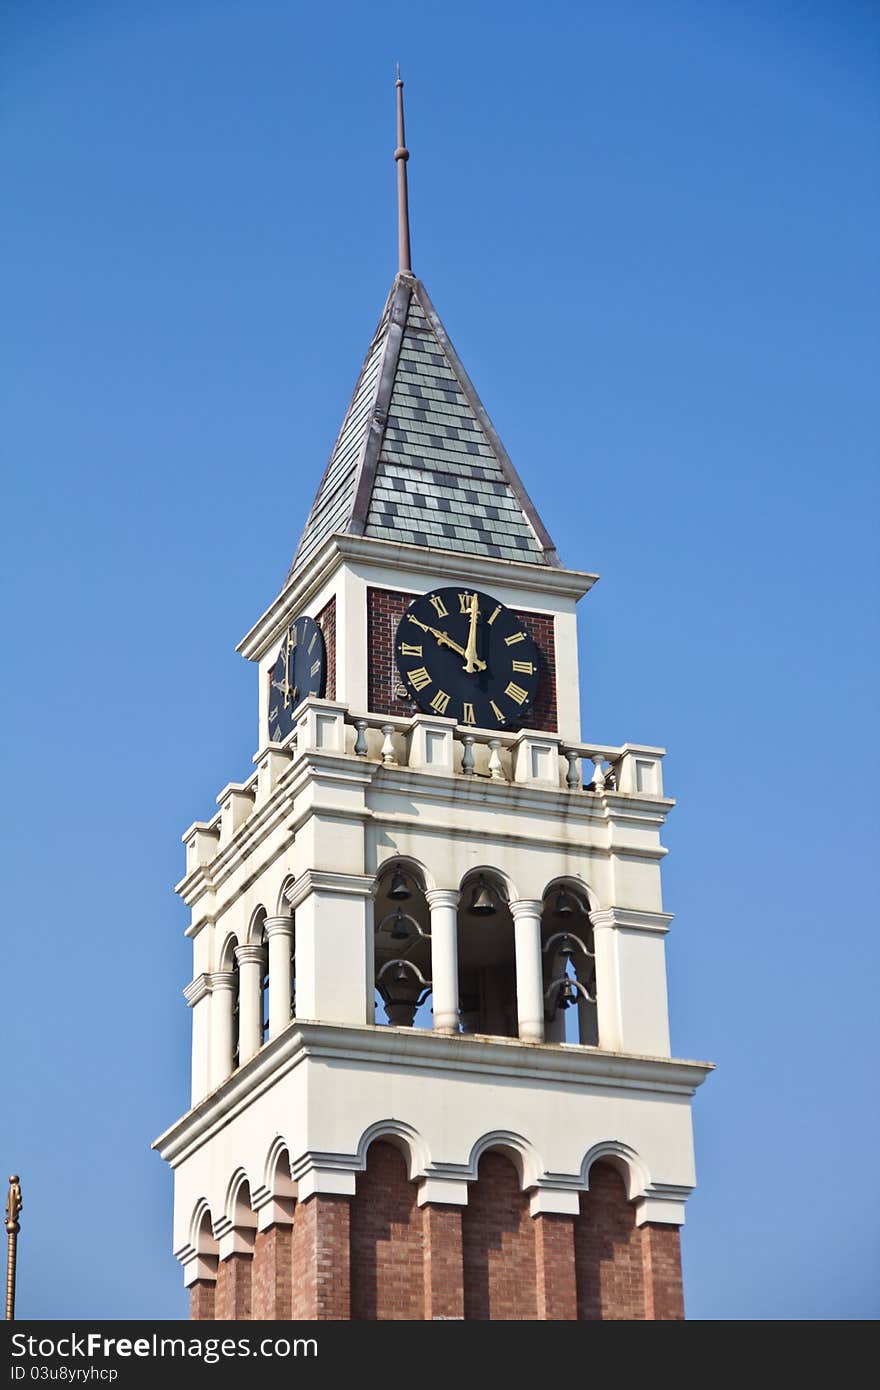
[287,274,559,579]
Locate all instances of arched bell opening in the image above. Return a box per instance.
[540,881,597,1045]
[218,933,241,1070]
[373,862,432,1028]
[457,869,517,1039]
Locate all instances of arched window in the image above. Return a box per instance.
[541,882,597,1045]
[457,870,517,1039]
[373,862,432,1028]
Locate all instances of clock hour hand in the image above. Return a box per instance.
[407,613,487,672]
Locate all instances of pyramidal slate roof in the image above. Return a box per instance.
[287,273,560,580]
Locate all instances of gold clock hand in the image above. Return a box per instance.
[406,613,487,671]
[463,593,481,674]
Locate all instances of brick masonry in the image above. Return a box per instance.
[315,596,336,701]
[290,1195,351,1320]
[423,1204,465,1320]
[191,1153,684,1321]
[252,1224,293,1320]
[189,1279,216,1321]
[214,1252,253,1320]
[350,1141,425,1320]
[462,1152,539,1320]
[367,587,557,732]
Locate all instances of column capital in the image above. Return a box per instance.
[264,914,295,937]
[208,970,237,992]
[509,897,544,920]
[425,888,460,910]
[183,973,211,1007]
[285,869,374,912]
[235,943,267,967]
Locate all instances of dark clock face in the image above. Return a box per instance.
[394,586,541,729]
[268,614,326,742]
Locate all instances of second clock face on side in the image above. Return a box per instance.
[394,586,541,729]
[268,614,326,742]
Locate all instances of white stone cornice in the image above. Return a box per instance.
[183,974,212,1008]
[236,533,598,663]
[152,1021,713,1169]
[284,868,375,912]
[590,908,675,935]
[635,1184,693,1227]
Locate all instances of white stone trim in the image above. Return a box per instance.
[154,1021,712,1168]
[283,868,374,913]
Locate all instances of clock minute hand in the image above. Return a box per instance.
[462,593,481,674]
[407,613,487,671]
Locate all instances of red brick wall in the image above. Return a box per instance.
[252,1224,293,1320]
[641,1223,685,1320]
[315,596,336,701]
[535,1213,577,1320]
[462,1152,538,1320]
[574,1162,647,1320]
[214,1252,253,1320]
[367,587,557,732]
[189,1279,216,1320]
[350,1141,425,1320]
[423,1205,464,1320]
[291,1195,351,1320]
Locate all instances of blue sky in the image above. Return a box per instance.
[2,1,877,1320]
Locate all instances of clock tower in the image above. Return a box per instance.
[154,77,711,1321]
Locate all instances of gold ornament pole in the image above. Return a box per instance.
[5,1175,22,1320]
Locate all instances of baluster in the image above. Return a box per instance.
[380,724,396,765]
[564,748,582,790]
[588,754,606,792]
[488,738,505,782]
[354,719,368,756]
[461,734,475,775]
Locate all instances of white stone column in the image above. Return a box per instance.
[590,907,672,1056]
[426,889,460,1033]
[264,915,295,1039]
[184,974,212,1105]
[209,970,237,1087]
[510,899,545,1043]
[291,872,374,1025]
[235,944,266,1065]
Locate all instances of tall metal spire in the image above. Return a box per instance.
[394,66,412,274]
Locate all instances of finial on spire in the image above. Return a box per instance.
[394,67,412,275]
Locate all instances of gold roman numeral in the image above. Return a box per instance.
[308,632,317,652]
[399,642,423,656]
[310,659,321,676]
[429,594,449,618]
[458,591,475,614]
[269,706,279,723]
[490,700,506,724]
[408,666,432,691]
[504,631,527,646]
[487,605,502,625]
[505,682,528,705]
[511,660,534,674]
[462,702,476,725]
[430,690,450,714]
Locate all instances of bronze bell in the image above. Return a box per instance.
[554,889,575,918]
[558,934,575,960]
[388,867,411,901]
[389,910,410,942]
[469,876,496,916]
[558,976,578,1010]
